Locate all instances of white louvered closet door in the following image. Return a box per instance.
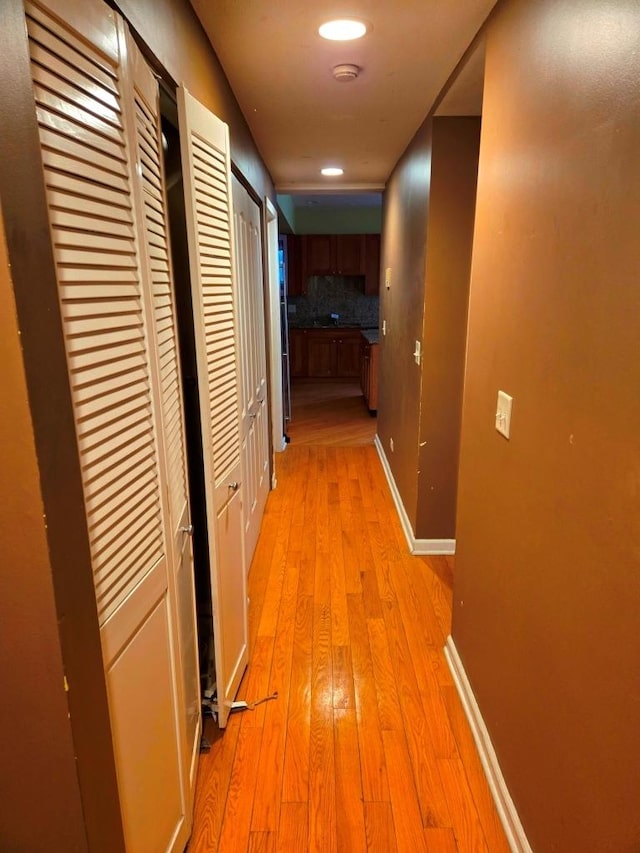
[177,87,248,728]
[232,176,270,568]
[25,1,193,850]
[124,32,201,816]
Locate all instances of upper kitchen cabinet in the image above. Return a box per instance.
[285,234,305,295]
[364,233,381,296]
[287,233,381,296]
[303,234,366,276]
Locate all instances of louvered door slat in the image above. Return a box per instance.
[188,131,240,482]
[178,87,247,729]
[26,1,164,627]
[131,97,188,534]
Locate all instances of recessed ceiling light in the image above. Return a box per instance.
[321,167,344,177]
[318,18,368,41]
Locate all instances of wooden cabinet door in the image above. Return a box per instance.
[289,329,307,377]
[308,335,337,377]
[336,334,362,377]
[335,234,365,275]
[361,341,371,398]
[303,234,334,275]
[286,234,305,295]
[364,234,381,295]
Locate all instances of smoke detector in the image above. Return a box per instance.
[333,64,360,82]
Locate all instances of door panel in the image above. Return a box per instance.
[125,31,200,805]
[232,177,270,567]
[216,488,247,697]
[178,86,248,728]
[106,595,183,853]
[25,1,194,848]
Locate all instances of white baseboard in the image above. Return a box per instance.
[444,636,533,853]
[374,435,455,556]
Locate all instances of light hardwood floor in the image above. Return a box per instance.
[287,379,377,446]
[189,432,510,851]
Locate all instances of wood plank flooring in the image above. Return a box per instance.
[287,379,376,446]
[189,440,510,852]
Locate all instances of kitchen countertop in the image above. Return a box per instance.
[289,322,364,330]
[361,330,380,344]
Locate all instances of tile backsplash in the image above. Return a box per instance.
[289,276,379,328]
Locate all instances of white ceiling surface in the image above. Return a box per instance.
[189,1,495,191]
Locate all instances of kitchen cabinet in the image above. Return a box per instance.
[336,335,362,377]
[287,233,381,295]
[307,334,336,376]
[289,328,307,376]
[285,234,305,295]
[303,234,366,276]
[361,337,379,412]
[289,327,363,378]
[364,233,381,296]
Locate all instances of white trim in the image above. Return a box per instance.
[412,538,456,556]
[265,197,286,455]
[374,435,456,556]
[444,636,533,853]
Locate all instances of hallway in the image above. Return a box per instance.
[189,444,510,852]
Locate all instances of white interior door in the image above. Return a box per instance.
[232,176,270,567]
[177,86,248,728]
[25,1,196,849]
[124,31,201,811]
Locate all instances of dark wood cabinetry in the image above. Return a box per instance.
[285,234,305,296]
[336,335,362,377]
[289,328,307,377]
[303,234,365,276]
[307,334,336,377]
[361,338,379,412]
[364,233,381,296]
[285,233,381,296]
[289,328,363,378]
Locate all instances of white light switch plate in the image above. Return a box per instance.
[385,267,392,289]
[496,390,513,439]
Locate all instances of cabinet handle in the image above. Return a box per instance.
[228,481,240,492]
[179,524,194,535]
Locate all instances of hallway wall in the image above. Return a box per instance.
[417,117,480,539]
[379,117,480,542]
[452,0,640,850]
[0,209,88,851]
[378,119,433,530]
[116,0,274,202]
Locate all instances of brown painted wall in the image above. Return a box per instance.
[378,121,432,528]
[453,1,640,850]
[115,0,274,202]
[0,209,88,851]
[416,118,480,540]
[0,3,126,848]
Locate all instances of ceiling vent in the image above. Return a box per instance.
[333,64,360,82]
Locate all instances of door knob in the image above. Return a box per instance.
[228,481,240,492]
[180,524,194,535]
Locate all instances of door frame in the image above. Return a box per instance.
[265,197,286,463]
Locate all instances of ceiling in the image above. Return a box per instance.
[189,1,494,193]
